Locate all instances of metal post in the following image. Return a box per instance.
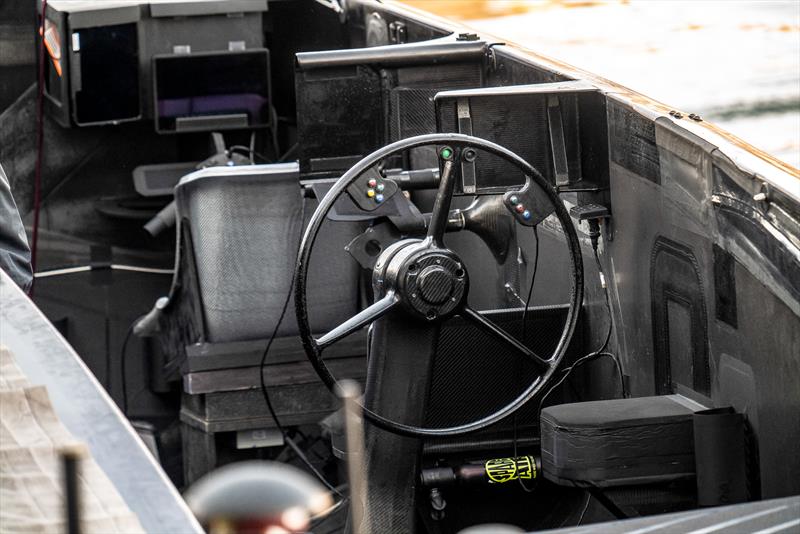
[338,380,369,534]
[62,444,86,534]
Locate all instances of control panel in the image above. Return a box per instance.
[502,178,555,227]
[346,168,400,212]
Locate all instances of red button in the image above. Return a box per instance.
[367,178,377,188]
[515,204,525,213]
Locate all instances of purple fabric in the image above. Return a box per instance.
[157,93,267,119]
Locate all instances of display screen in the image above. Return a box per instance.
[74,23,140,125]
[154,50,270,132]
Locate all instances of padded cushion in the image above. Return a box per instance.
[175,164,363,343]
[540,395,700,487]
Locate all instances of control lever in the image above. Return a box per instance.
[347,195,514,269]
[382,167,440,190]
[143,132,249,237]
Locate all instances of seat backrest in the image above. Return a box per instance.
[175,163,361,343]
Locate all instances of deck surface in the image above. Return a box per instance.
[542,495,800,533]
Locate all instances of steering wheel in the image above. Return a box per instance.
[295,133,583,438]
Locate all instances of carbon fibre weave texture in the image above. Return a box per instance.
[175,169,363,343]
[425,306,573,429]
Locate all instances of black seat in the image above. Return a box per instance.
[149,162,366,483]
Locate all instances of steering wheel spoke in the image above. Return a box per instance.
[426,157,457,245]
[461,307,551,371]
[316,292,399,350]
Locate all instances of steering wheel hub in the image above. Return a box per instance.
[400,250,467,320]
[419,267,452,304]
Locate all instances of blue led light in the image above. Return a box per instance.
[375,193,385,203]
[523,210,532,220]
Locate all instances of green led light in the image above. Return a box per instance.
[440,147,453,159]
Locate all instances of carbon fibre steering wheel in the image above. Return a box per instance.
[294,133,583,437]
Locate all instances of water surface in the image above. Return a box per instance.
[403,0,800,169]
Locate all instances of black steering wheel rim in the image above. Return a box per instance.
[294,133,584,437]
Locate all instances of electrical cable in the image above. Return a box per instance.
[519,226,539,345]
[536,241,628,419]
[513,226,539,492]
[257,197,342,497]
[590,245,627,397]
[30,0,48,295]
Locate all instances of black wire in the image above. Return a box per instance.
[590,244,627,398]
[519,226,539,346]
[535,244,628,418]
[513,226,539,492]
[257,197,342,497]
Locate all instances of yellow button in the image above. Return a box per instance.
[366,189,376,198]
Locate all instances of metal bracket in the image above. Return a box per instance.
[456,98,477,194]
[547,95,570,188]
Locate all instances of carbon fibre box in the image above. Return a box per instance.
[540,395,700,488]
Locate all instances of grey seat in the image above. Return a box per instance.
[173,162,359,343]
[155,162,364,363]
[147,163,367,483]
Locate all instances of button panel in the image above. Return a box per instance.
[346,167,400,212]
[502,177,555,227]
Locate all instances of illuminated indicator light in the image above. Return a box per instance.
[523,210,532,220]
[440,147,453,159]
[515,204,525,213]
[366,189,376,198]
[510,195,519,204]
[376,183,385,192]
[367,178,377,188]
[375,194,385,203]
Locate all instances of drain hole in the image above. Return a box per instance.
[365,239,381,257]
